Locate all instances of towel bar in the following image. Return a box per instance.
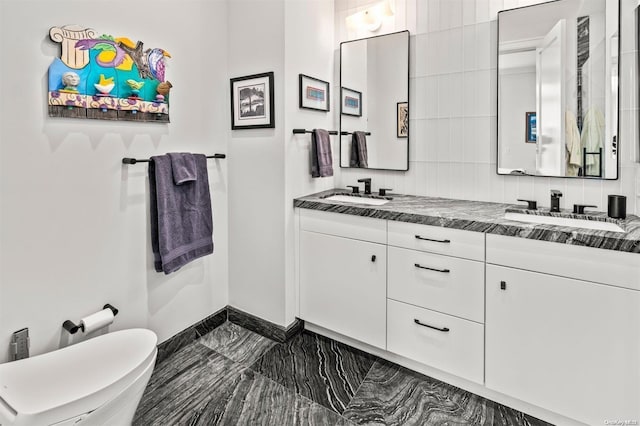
[122,154,226,165]
[340,131,371,136]
[292,128,338,135]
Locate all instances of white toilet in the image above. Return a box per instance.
[0,328,157,425]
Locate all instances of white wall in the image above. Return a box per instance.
[284,0,336,325]
[499,70,537,172]
[340,40,368,165]
[0,0,229,363]
[227,0,287,326]
[227,0,336,327]
[337,0,640,214]
[367,33,410,168]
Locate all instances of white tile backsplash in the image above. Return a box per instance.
[425,76,439,118]
[463,25,477,71]
[583,183,603,209]
[414,33,429,77]
[449,72,464,116]
[436,162,451,197]
[462,72,477,117]
[415,119,430,162]
[436,118,451,161]
[449,117,465,161]
[449,28,464,72]
[475,22,492,70]
[474,163,491,201]
[427,0,441,31]
[449,163,466,199]
[517,175,535,201]
[425,161,438,195]
[476,69,492,116]
[563,178,584,211]
[475,0,490,23]
[437,74,453,117]
[503,175,519,204]
[442,0,463,29]
[335,0,640,215]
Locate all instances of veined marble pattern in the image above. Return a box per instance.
[343,360,551,426]
[135,322,552,425]
[190,368,353,425]
[134,342,245,425]
[199,321,277,365]
[250,331,377,414]
[294,189,640,253]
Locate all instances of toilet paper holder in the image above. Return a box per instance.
[62,304,119,334]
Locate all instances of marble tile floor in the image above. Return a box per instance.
[134,321,552,426]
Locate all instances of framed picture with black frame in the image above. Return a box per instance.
[525,111,537,143]
[299,74,330,112]
[341,87,362,117]
[230,72,275,130]
[397,102,408,138]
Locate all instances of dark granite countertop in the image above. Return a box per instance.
[294,189,640,253]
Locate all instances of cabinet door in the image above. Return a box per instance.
[486,265,640,425]
[300,230,386,349]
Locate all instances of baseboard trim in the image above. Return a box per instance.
[156,306,227,364]
[157,306,304,363]
[228,306,304,343]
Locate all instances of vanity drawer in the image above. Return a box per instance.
[387,299,484,384]
[299,208,386,244]
[388,247,484,323]
[486,234,640,291]
[387,221,484,261]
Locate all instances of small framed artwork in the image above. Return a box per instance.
[397,102,408,138]
[230,72,275,129]
[525,111,537,143]
[341,87,362,117]
[299,74,329,112]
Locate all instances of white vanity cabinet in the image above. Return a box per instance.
[386,221,486,383]
[296,204,640,425]
[486,234,640,426]
[299,209,387,349]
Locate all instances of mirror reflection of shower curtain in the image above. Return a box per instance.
[536,19,566,176]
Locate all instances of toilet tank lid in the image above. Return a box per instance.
[0,328,157,418]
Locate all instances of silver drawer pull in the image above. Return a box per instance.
[415,235,450,243]
[414,319,450,332]
[414,263,450,273]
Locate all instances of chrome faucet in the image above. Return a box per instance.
[357,178,372,195]
[550,190,563,212]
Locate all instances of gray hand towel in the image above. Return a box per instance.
[168,152,197,185]
[149,154,214,274]
[350,131,368,168]
[310,129,333,178]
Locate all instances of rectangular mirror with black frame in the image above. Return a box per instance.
[339,30,409,171]
[497,0,619,179]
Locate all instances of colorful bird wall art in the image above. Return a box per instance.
[48,25,172,122]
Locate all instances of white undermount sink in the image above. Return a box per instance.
[324,194,390,206]
[504,212,625,233]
